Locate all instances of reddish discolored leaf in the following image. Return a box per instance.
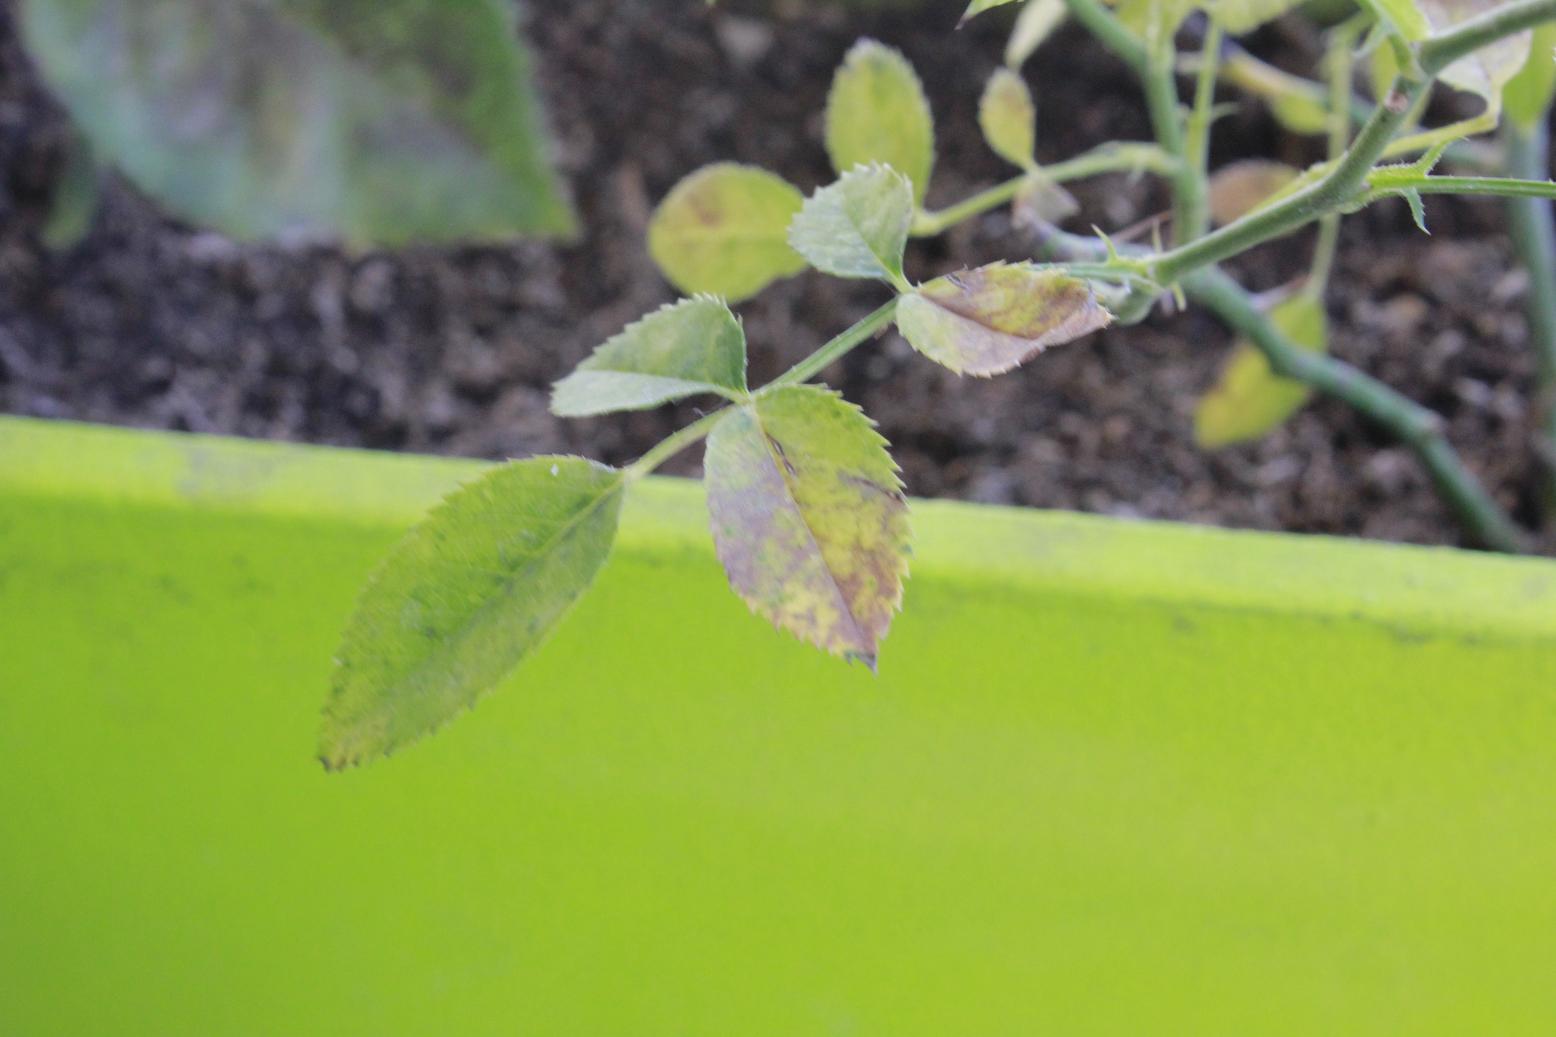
[704,385,910,667]
[894,262,1111,376]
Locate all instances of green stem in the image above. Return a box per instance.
[1190,266,1529,553]
[911,143,1177,237]
[1062,0,1147,71]
[772,298,901,389]
[1506,119,1556,520]
[1179,18,1224,244]
[1149,71,1433,286]
[1369,174,1556,199]
[1418,0,1556,74]
[626,300,905,479]
[1142,0,1556,289]
[627,409,728,480]
[1308,18,1363,293]
[1032,226,1531,551]
[1143,29,1193,244]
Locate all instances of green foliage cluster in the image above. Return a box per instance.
[322,0,1556,769]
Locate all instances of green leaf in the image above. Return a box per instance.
[1359,0,1431,41]
[1208,160,1301,226]
[1006,0,1067,68]
[705,385,910,667]
[320,458,625,769]
[1194,292,1329,448]
[961,0,1023,24]
[1208,0,1304,34]
[788,165,915,284]
[1418,0,1534,111]
[895,263,1111,376]
[647,163,808,304]
[19,0,573,247]
[979,68,1037,170]
[1504,24,1556,128]
[825,39,935,205]
[552,297,748,418]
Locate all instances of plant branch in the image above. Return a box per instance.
[1368,174,1556,199]
[1062,0,1147,71]
[771,297,900,388]
[1179,17,1224,244]
[1506,119,1556,519]
[627,409,727,479]
[1032,225,1530,551]
[912,142,1176,236]
[1418,0,1556,74]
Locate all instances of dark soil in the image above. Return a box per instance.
[1,1,1552,551]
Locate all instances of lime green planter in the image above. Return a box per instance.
[3,415,1555,1035]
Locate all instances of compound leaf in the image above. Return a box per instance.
[705,385,910,667]
[895,263,1111,376]
[1195,291,1329,448]
[788,164,914,283]
[825,39,935,204]
[979,68,1037,170]
[647,163,808,303]
[552,296,748,418]
[19,0,573,247]
[321,458,625,769]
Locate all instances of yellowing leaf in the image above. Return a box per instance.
[647,163,807,303]
[1110,0,1194,37]
[1195,292,1329,448]
[552,297,747,418]
[788,164,915,283]
[1419,0,1533,111]
[321,458,625,769]
[979,68,1037,170]
[20,0,574,246]
[1208,0,1304,33]
[825,39,935,204]
[1361,0,1431,40]
[895,263,1111,376]
[1006,0,1067,68]
[1208,160,1301,226]
[1504,24,1556,128]
[705,386,910,666]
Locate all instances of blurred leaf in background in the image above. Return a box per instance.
[19,0,574,247]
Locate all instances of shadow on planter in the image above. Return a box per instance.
[2,415,1555,1035]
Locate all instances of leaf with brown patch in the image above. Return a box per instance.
[704,386,910,667]
[894,262,1111,376]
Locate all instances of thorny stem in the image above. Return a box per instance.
[1141,0,1556,291]
[1368,174,1556,199]
[912,142,1177,236]
[628,299,903,479]
[1032,225,1531,552]
[1188,268,1531,553]
[1505,119,1556,520]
